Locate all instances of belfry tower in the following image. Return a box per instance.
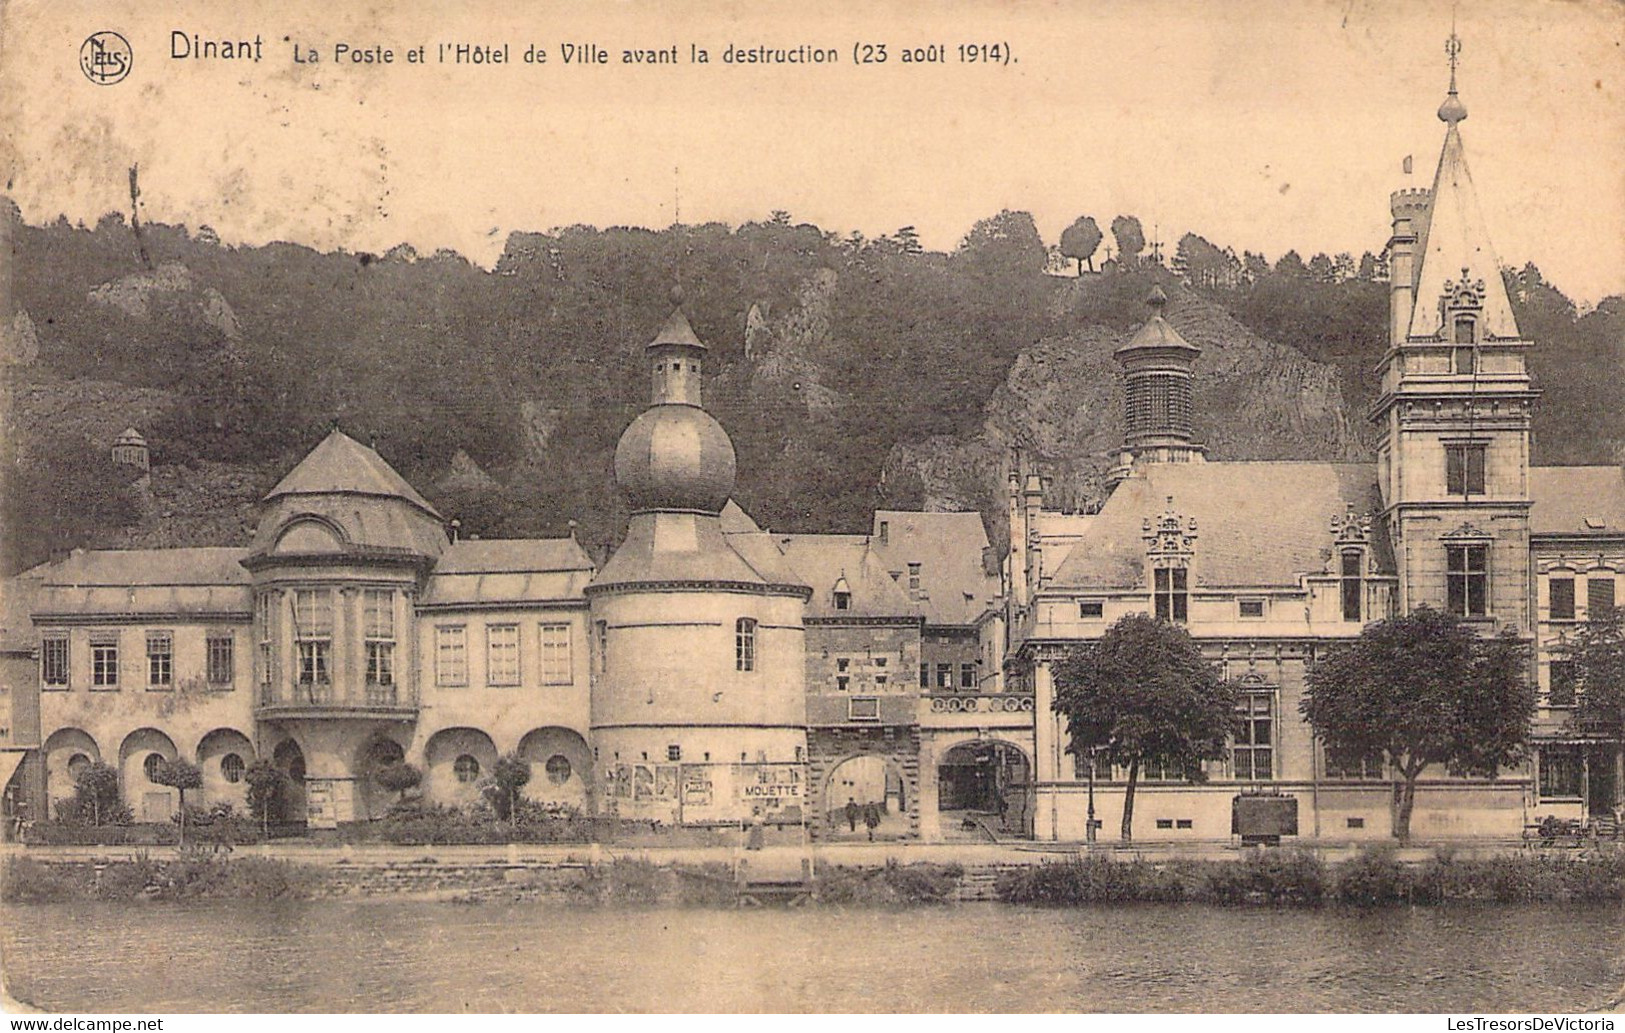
[1373,34,1538,628]
[1106,285,1206,491]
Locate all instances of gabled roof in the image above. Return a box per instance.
[776,534,920,618]
[0,571,44,651]
[1407,121,1520,340]
[1529,466,1625,536]
[1048,462,1394,591]
[265,430,442,519]
[592,513,808,591]
[868,510,998,626]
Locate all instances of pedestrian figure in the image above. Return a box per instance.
[746,805,765,851]
[863,801,881,841]
[844,797,859,832]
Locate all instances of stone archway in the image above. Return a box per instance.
[271,738,308,823]
[42,728,100,817]
[937,739,1031,839]
[423,727,499,809]
[517,727,593,813]
[353,735,408,821]
[118,728,178,822]
[824,754,909,840]
[196,729,255,811]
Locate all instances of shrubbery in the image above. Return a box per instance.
[817,862,967,904]
[340,799,598,845]
[0,854,320,902]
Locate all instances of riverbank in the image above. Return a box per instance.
[5,844,1623,907]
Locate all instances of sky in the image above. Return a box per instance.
[2,0,1622,303]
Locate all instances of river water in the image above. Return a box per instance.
[3,900,1622,1013]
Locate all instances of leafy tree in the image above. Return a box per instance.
[1059,216,1103,275]
[1052,613,1236,842]
[1274,249,1308,278]
[1308,253,1335,282]
[1357,251,1378,280]
[71,762,123,827]
[486,753,533,824]
[1302,607,1535,842]
[375,761,423,806]
[151,758,204,846]
[244,761,290,836]
[1560,605,1625,811]
[1110,215,1145,268]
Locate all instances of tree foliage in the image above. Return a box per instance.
[374,761,423,799]
[1059,216,1103,275]
[151,758,204,844]
[1302,607,1536,841]
[1110,215,1145,266]
[486,753,533,823]
[69,762,123,827]
[1052,613,1236,842]
[244,761,291,830]
[1559,605,1625,807]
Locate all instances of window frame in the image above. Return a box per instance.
[292,589,333,687]
[1549,576,1576,621]
[1238,598,1266,620]
[1232,691,1275,782]
[486,623,521,687]
[90,637,119,690]
[959,662,976,690]
[1538,745,1584,801]
[1446,543,1489,618]
[146,631,173,690]
[539,622,573,686]
[1079,599,1105,619]
[41,635,69,688]
[1587,575,1616,617]
[436,624,469,687]
[206,634,235,687]
[848,696,881,722]
[735,618,757,672]
[1547,660,1578,709]
[1445,442,1487,497]
[1339,550,1363,622]
[1153,566,1189,623]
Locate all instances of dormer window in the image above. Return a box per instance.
[1153,566,1188,623]
[1452,345,1476,374]
[1453,316,1476,346]
[1340,551,1364,622]
[832,576,852,611]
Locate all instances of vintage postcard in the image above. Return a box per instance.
[1,0,1622,1018]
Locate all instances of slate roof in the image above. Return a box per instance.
[29,548,253,618]
[435,538,595,575]
[1529,466,1625,536]
[265,430,442,518]
[0,572,44,652]
[1047,462,1394,591]
[592,513,808,591]
[868,510,998,626]
[1408,121,1520,340]
[776,534,920,618]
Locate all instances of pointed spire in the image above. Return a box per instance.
[1438,30,1467,125]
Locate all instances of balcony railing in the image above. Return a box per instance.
[256,678,418,717]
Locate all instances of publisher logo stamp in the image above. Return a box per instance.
[80,31,132,85]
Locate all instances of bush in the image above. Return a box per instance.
[1332,847,1412,905]
[820,862,967,904]
[1201,848,1327,906]
[340,800,598,845]
[995,856,1187,905]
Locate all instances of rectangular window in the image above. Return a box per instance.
[735,618,756,672]
[836,675,850,692]
[91,638,119,689]
[834,590,851,610]
[1539,745,1584,800]
[1588,576,1616,617]
[1548,660,1578,708]
[849,697,880,721]
[1233,693,1274,781]
[919,663,929,688]
[436,625,467,687]
[907,563,922,594]
[41,636,69,687]
[1176,819,1193,830]
[1140,755,1186,782]
[667,744,681,762]
[207,635,234,686]
[539,623,572,685]
[1079,600,1105,619]
[1072,752,1114,781]
[363,590,395,695]
[366,642,394,689]
[1340,551,1363,622]
[1445,444,1487,496]
[256,593,274,691]
[1550,577,1576,621]
[146,632,173,688]
[1446,544,1489,617]
[960,662,976,690]
[487,624,520,686]
[594,620,609,675]
[935,663,952,689]
[1154,566,1188,623]
[292,589,332,689]
[1238,599,1265,620]
[1325,746,1384,780]
[1452,343,1476,371]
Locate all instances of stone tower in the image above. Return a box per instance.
[1372,36,1537,628]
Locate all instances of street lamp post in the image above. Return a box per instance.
[1086,746,1099,846]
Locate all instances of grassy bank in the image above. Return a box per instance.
[994,847,1625,906]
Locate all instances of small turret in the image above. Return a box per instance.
[112,427,149,472]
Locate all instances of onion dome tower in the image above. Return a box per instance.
[1105,285,1206,491]
[588,289,810,825]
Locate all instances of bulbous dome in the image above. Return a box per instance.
[614,404,736,512]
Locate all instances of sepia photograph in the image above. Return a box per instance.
[0,0,1622,1018]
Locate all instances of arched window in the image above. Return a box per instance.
[67,753,91,779]
[221,753,245,783]
[454,755,481,783]
[735,618,757,672]
[143,753,166,782]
